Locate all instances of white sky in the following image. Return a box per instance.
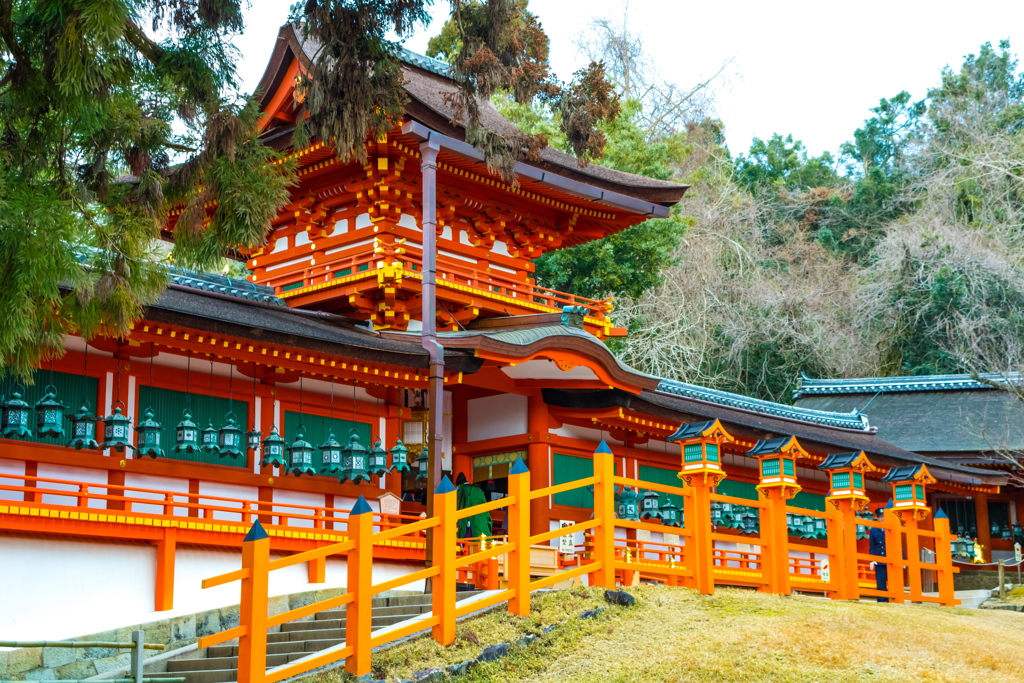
[231,0,1023,160]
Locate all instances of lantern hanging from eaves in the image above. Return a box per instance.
[660,498,681,527]
[747,435,808,500]
[390,439,411,472]
[260,425,287,468]
[67,400,99,450]
[616,486,641,521]
[881,464,936,523]
[247,425,262,455]
[100,405,132,452]
[640,489,662,519]
[818,450,876,511]
[743,510,760,535]
[286,425,316,476]
[2,386,33,439]
[34,385,66,439]
[200,419,219,454]
[217,413,245,459]
[135,407,164,458]
[339,428,371,484]
[174,408,200,454]
[414,443,430,484]
[368,436,391,477]
[668,419,736,487]
[320,430,343,477]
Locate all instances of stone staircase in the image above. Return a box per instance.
[149,591,482,683]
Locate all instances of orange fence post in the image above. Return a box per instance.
[680,476,715,595]
[432,477,457,645]
[508,458,532,615]
[824,505,847,600]
[237,521,270,683]
[309,508,326,584]
[933,510,957,606]
[884,509,903,603]
[345,497,374,678]
[155,527,177,612]
[591,442,617,590]
[904,517,922,602]
[834,500,862,600]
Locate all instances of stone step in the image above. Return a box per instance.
[206,638,344,659]
[167,653,301,672]
[149,670,238,683]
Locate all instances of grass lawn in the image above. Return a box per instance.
[306,585,1024,682]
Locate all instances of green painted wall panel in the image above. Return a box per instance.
[552,453,594,509]
[283,411,372,477]
[3,370,98,446]
[637,464,686,511]
[138,386,249,467]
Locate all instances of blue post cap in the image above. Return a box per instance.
[935,508,948,519]
[244,519,269,542]
[434,474,456,495]
[884,498,894,509]
[510,457,529,475]
[595,440,613,454]
[351,495,374,516]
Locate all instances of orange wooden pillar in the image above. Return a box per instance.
[835,500,861,600]
[345,496,374,678]
[933,510,957,606]
[681,474,715,594]
[237,521,270,683]
[974,492,992,562]
[155,528,177,611]
[883,508,903,603]
[823,504,847,600]
[761,489,792,595]
[904,518,922,602]
[591,442,617,590]
[432,477,457,645]
[507,457,532,615]
[527,392,550,538]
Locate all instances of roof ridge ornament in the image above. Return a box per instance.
[793,372,1024,398]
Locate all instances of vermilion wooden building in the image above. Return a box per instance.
[0,24,1010,674]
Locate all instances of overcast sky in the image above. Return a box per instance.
[231,0,1023,159]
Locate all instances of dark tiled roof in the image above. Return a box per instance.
[881,465,925,483]
[747,437,794,456]
[793,372,1022,398]
[657,379,871,431]
[166,267,284,305]
[667,420,716,442]
[818,452,863,471]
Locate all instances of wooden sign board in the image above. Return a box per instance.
[377,491,402,517]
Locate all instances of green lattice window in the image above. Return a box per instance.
[783,458,794,476]
[3,370,98,446]
[334,268,352,278]
[853,472,863,489]
[138,386,248,468]
[684,443,703,463]
[552,453,594,509]
[282,281,304,292]
[914,484,923,500]
[706,443,719,463]
[895,484,912,501]
[761,458,780,476]
[831,472,850,489]
[283,411,372,477]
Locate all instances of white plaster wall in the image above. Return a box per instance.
[271,489,326,529]
[36,463,109,509]
[124,473,191,516]
[0,458,25,502]
[0,536,424,642]
[198,481,258,522]
[466,394,527,442]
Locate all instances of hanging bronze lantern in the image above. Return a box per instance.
[247,425,262,455]
[260,425,287,467]
[640,489,662,519]
[67,400,99,450]
[339,429,371,484]
[368,436,390,477]
[174,408,200,454]
[390,439,411,472]
[217,413,245,458]
[135,407,164,458]
[286,425,316,476]
[2,386,33,439]
[100,406,132,452]
[414,443,430,484]
[660,498,681,527]
[616,486,640,521]
[200,419,219,454]
[320,430,343,477]
[34,385,66,439]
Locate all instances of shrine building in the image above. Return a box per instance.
[0,24,1013,654]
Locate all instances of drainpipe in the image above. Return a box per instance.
[419,138,445,530]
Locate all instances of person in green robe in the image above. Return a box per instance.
[456,472,493,539]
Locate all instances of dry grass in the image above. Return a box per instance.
[302,586,1024,683]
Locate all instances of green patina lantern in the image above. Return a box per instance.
[217,413,245,458]
[247,425,262,455]
[200,420,219,454]
[710,500,723,526]
[743,510,760,535]
[338,428,371,484]
[616,486,640,521]
[640,489,661,519]
[34,385,66,438]
[260,425,286,467]
[135,407,163,458]
[660,498,680,527]
[174,409,200,454]
[802,516,816,537]
[320,430,344,477]
[368,437,390,477]
[67,400,99,450]
[286,425,316,476]
[390,439,411,472]
[414,444,430,484]
[2,386,33,439]
[100,406,132,452]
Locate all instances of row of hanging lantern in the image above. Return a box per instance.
[263,422,413,483]
[614,486,683,527]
